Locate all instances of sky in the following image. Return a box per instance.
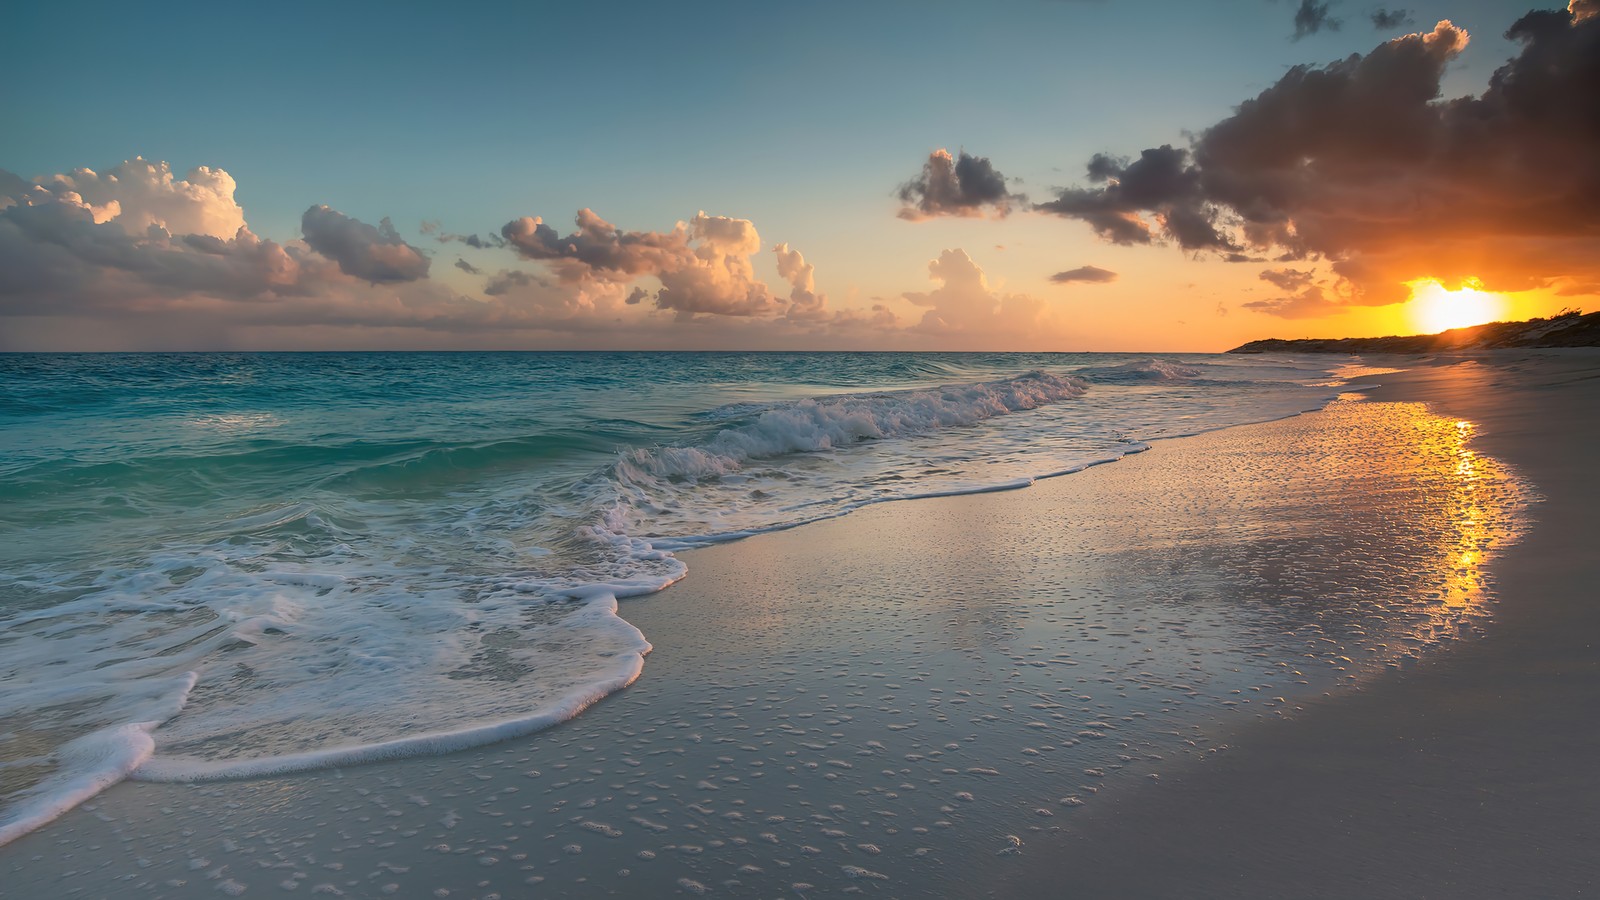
[1,0,1594,351]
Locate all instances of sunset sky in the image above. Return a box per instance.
[2,0,1594,351]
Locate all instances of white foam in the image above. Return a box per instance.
[1073,358,1202,383]
[0,672,193,848]
[0,725,155,847]
[617,370,1087,481]
[133,594,649,782]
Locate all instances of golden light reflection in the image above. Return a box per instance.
[1416,408,1516,612]
[1303,398,1524,647]
[1406,278,1508,333]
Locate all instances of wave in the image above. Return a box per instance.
[1073,358,1204,384]
[618,371,1087,481]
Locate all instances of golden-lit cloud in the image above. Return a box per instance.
[499,209,840,320]
[1035,6,1600,315]
[902,249,1062,346]
[5,158,248,240]
[0,160,1063,350]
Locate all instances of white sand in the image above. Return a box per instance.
[999,349,1600,898]
[3,350,1589,898]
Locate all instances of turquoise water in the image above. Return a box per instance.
[0,351,1339,843]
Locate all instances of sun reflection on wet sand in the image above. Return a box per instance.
[1074,395,1531,688]
[1341,402,1523,650]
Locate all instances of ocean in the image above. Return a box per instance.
[0,351,1404,844]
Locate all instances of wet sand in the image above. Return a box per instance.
[1000,349,1600,898]
[2,351,1586,898]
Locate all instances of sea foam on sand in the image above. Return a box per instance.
[1,381,1539,898]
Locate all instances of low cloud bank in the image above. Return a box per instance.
[1,160,1063,348]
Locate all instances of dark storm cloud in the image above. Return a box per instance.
[301,206,431,283]
[1036,6,1600,313]
[1049,265,1119,284]
[1293,0,1343,39]
[1036,145,1239,251]
[1371,8,1414,28]
[897,149,1025,219]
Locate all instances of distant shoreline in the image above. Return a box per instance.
[1228,309,1599,354]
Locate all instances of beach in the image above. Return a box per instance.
[3,349,1595,898]
[1001,349,1600,898]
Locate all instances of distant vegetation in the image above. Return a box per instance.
[1228,309,1600,354]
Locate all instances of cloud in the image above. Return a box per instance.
[1243,266,1353,317]
[0,160,908,348]
[1,159,1050,349]
[1049,265,1118,284]
[0,184,635,346]
[501,208,794,317]
[1293,0,1343,39]
[1037,146,1239,251]
[1257,267,1316,291]
[422,218,506,249]
[301,206,431,283]
[439,231,504,249]
[0,161,502,340]
[0,176,302,310]
[472,267,637,329]
[654,214,778,316]
[1242,284,1342,318]
[772,242,827,321]
[482,269,546,296]
[1037,7,1600,312]
[897,149,1025,219]
[1371,8,1414,28]
[5,157,249,240]
[501,208,690,278]
[901,249,1059,342]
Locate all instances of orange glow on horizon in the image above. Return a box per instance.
[1405,279,1508,334]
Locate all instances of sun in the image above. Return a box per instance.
[1406,279,1507,333]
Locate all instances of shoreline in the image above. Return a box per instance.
[3,350,1588,897]
[999,348,1600,898]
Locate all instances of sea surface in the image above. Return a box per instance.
[0,351,1360,844]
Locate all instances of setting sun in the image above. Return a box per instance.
[1407,279,1508,333]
